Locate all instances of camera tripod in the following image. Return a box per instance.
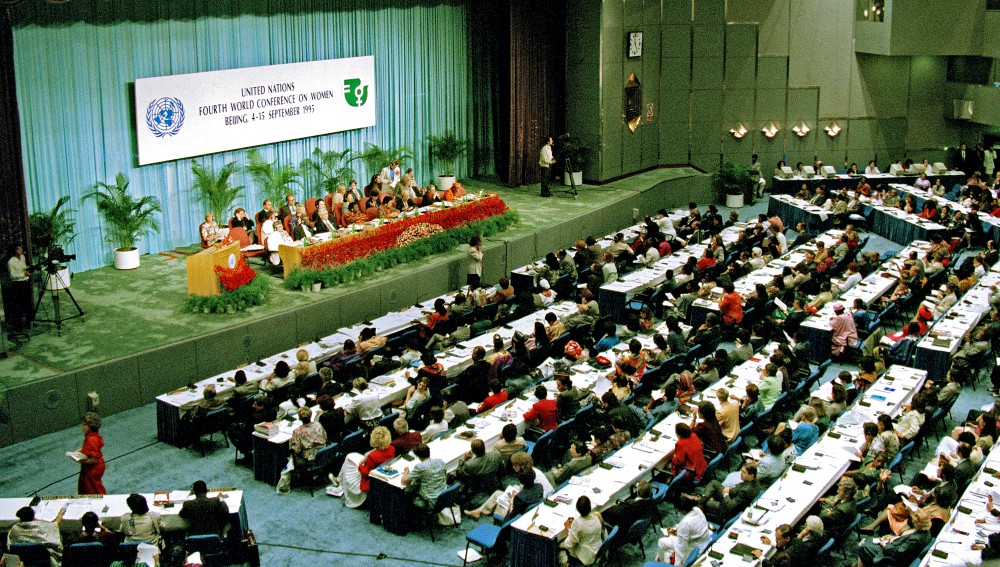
[552,155,579,198]
[32,266,84,336]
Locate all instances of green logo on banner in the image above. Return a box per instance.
[343,78,369,107]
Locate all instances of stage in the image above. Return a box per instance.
[0,169,710,446]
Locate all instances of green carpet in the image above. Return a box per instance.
[0,169,701,387]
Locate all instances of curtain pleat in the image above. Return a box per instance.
[9,1,493,272]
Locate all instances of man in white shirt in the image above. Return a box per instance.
[539,137,555,197]
[266,224,294,265]
[656,493,711,564]
[346,378,384,426]
[6,245,32,333]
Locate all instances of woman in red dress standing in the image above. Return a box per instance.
[77,412,106,495]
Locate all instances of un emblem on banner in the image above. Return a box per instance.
[343,78,368,107]
[145,97,185,137]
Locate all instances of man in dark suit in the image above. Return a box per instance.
[278,194,297,221]
[752,518,826,566]
[179,480,230,537]
[601,481,658,529]
[954,142,972,175]
[453,347,491,403]
[953,442,976,489]
[694,462,762,524]
[292,217,312,240]
[255,199,274,226]
[313,210,337,234]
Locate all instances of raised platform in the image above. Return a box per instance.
[0,168,710,446]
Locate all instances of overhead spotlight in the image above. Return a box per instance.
[761,122,780,139]
[729,123,748,139]
[824,122,842,138]
[792,121,811,137]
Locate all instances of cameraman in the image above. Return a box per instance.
[5,245,32,335]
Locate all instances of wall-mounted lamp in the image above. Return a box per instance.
[761,122,780,139]
[792,121,811,138]
[824,122,842,138]
[729,123,748,139]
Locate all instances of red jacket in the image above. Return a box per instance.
[672,434,708,480]
[479,390,509,413]
[719,292,744,325]
[524,399,559,431]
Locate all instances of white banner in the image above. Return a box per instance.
[134,56,376,165]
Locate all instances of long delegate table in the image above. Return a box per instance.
[509,212,683,293]
[600,222,746,324]
[506,342,788,567]
[767,194,834,232]
[918,444,1000,567]
[155,285,485,446]
[0,489,248,558]
[913,265,1000,382]
[368,354,612,535]
[865,201,947,245]
[889,182,1000,243]
[797,240,932,362]
[693,365,926,567]
[277,194,495,277]
[251,300,582,486]
[770,192,948,247]
[688,229,844,329]
[770,171,965,195]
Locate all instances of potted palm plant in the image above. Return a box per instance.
[85,172,162,269]
[426,131,467,191]
[245,148,302,206]
[352,143,414,184]
[300,147,356,195]
[190,160,244,223]
[28,195,76,288]
[712,162,754,208]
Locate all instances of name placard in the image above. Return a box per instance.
[134,56,376,165]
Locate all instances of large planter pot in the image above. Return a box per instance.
[311,282,322,292]
[438,175,456,191]
[563,171,583,186]
[45,266,72,290]
[113,247,140,270]
[725,193,745,208]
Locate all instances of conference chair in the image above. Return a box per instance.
[617,518,652,561]
[422,482,463,542]
[324,194,335,214]
[833,513,864,559]
[282,215,292,234]
[64,541,106,567]
[461,513,523,567]
[305,442,342,496]
[305,197,318,218]
[814,537,836,565]
[193,408,231,456]
[593,525,621,566]
[8,542,51,567]
[889,441,916,482]
[682,547,703,567]
[228,227,264,261]
[117,541,143,565]
[186,534,225,566]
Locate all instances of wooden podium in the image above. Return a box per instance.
[186,242,241,296]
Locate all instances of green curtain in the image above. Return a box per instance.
[10,0,492,272]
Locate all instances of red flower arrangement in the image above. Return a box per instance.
[301,194,509,271]
[214,255,257,292]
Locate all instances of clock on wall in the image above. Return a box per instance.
[627,31,643,58]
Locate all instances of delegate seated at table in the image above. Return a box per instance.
[687,462,761,524]
[179,480,230,537]
[120,493,164,549]
[328,426,395,507]
[752,517,826,566]
[656,492,711,564]
[8,505,65,566]
[523,385,559,432]
[560,495,604,567]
